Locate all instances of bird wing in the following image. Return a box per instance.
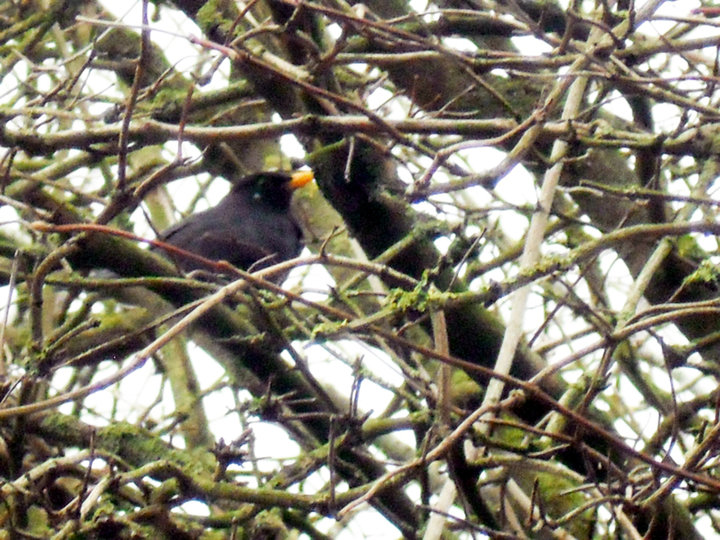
[195,230,279,270]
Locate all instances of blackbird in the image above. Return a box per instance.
[156,170,313,274]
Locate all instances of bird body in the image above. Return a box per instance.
[157,171,313,274]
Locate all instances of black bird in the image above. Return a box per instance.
[157,170,313,274]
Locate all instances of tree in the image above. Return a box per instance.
[1,0,719,537]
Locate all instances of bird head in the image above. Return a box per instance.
[236,170,314,210]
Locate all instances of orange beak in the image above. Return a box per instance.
[289,170,314,189]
